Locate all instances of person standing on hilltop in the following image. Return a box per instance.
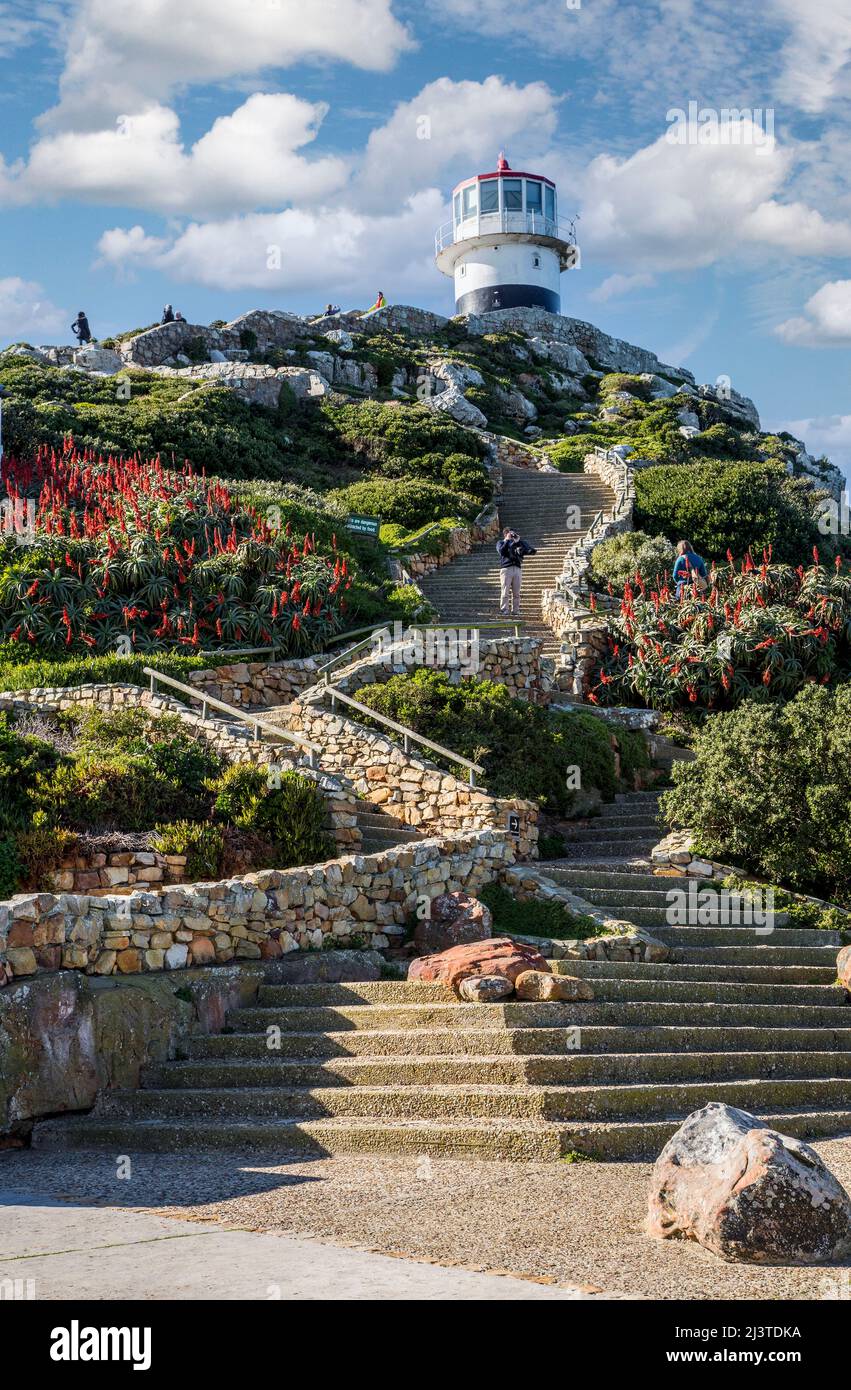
[673,539,708,599]
[161,304,175,323]
[71,310,92,344]
[496,526,537,618]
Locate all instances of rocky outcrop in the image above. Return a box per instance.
[412,890,492,954]
[408,935,550,990]
[151,360,329,407]
[648,1103,851,1263]
[427,359,488,428]
[120,309,310,369]
[466,307,695,384]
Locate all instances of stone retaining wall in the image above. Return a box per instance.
[279,699,538,857]
[327,634,553,706]
[0,830,515,985]
[541,448,635,696]
[0,684,361,855]
[187,656,321,708]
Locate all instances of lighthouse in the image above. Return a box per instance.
[435,153,576,316]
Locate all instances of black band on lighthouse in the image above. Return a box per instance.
[455,284,560,316]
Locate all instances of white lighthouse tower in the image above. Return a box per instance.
[435,153,576,316]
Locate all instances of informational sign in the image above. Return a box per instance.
[507,812,521,836]
[346,514,382,539]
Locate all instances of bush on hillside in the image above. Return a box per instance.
[662,686,851,903]
[329,478,480,529]
[589,531,675,592]
[634,460,830,564]
[356,669,642,813]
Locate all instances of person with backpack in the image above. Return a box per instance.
[673,539,708,599]
[496,527,537,617]
[71,311,92,344]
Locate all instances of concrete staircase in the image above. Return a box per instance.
[556,789,664,866]
[418,462,614,652]
[34,936,851,1161]
[355,802,424,853]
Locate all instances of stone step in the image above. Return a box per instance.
[636,924,839,945]
[561,960,839,985]
[545,868,690,891]
[573,887,698,907]
[33,1106,851,1162]
[256,976,844,1008]
[582,813,664,827]
[230,999,851,1031]
[142,1047,851,1091]
[670,945,841,966]
[548,975,845,1006]
[558,838,660,856]
[187,1022,851,1059]
[566,822,661,839]
[94,1074,851,1125]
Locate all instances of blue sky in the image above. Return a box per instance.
[1,0,849,466]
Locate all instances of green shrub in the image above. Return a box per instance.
[15,812,75,891]
[478,881,606,940]
[150,821,225,880]
[33,753,207,831]
[329,478,480,529]
[0,837,22,898]
[75,708,223,797]
[210,764,333,867]
[0,713,60,831]
[589,531,675,591]
[634,461,829,563]
[357,670,624,813]
[662,686,851,903]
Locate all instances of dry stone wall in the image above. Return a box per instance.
[0,830,516,986]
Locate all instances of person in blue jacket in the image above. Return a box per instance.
[673,539,708,599]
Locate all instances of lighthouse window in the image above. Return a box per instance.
[502,178,522,211]
[526,181,543,213]
[462,184,478,217]
[453,192,462,224]
[479,180,498,213]
[545,185,556,221]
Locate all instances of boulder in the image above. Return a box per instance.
[515,970,594,1002]
[459,974,514,1003]
[838,944,851,994]
[408,936,550,992]
[647,1103,851,1264]
[412,891,492,954]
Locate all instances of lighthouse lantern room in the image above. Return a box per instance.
[435,153,576,316]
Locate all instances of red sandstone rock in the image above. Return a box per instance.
[647,1102,851,1264]
[515,970,594,1002]
[412,891,492,955]
[408,936,550,991]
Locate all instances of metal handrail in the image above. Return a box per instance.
[316,684,485,787]
[143,666,321,765]
[313,620,524,685]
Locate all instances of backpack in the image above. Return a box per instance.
[682,555,708,593]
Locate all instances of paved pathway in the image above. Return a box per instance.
[0,1186,616,1301]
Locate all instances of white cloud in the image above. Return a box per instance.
[96,191,445,302]
[578,122,851,272]
[771,0,851,114]
[775,281,851,347]
[358,75,559,209]
[43,0,413,128]
[11,95,347,215]
[589,272,656,303]
[0,276,66,343]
